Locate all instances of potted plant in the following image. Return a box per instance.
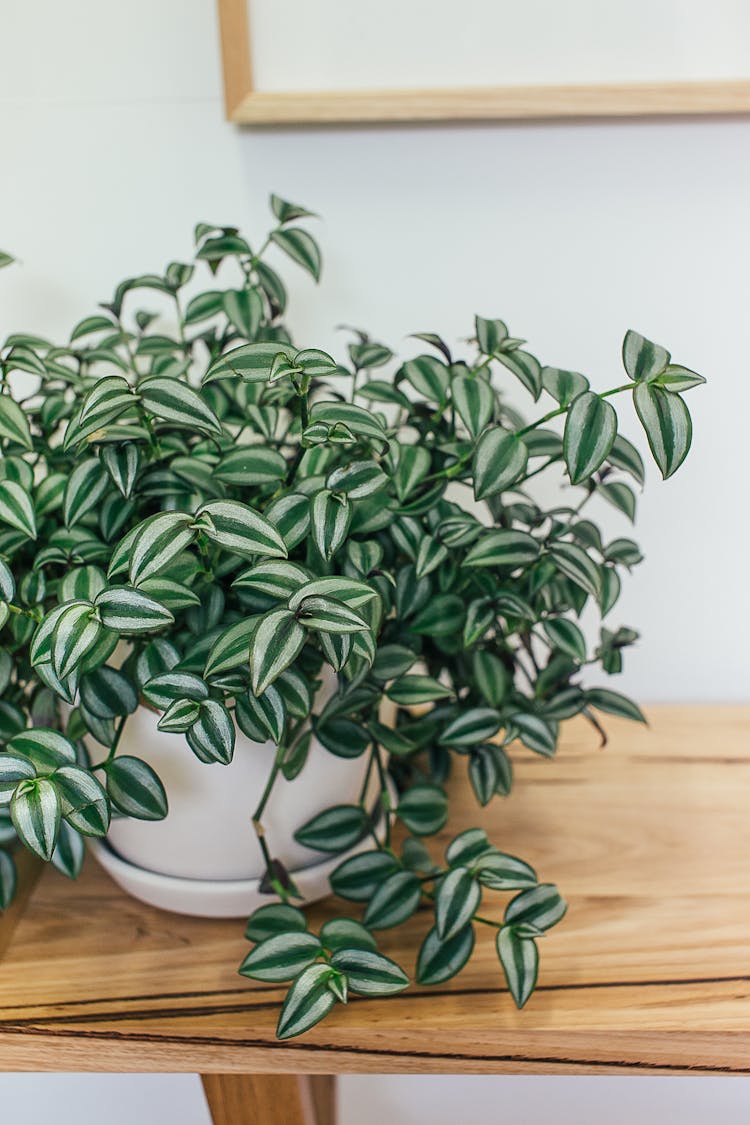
[0,197,704,1040]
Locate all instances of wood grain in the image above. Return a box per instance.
[0,706,748,1074]
[215,0,750,124]
[201,1073,320,1124]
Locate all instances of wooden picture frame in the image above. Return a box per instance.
[217,0,750,125]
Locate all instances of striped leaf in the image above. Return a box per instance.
[186,700,235,764]
[654,363,706,393]
[10,778,60,860]
[0,848,17,909]
[214,446,287,487]
[505,883,567,931]
[330,850,400,902]
[563,392,617,484]
[60,565,107,604]
[320,918,377,952]
[452,373,495,437]
[439,708,502,748]
[204,617,260,679]
[327,460,387,499]
[542,617,587,662]
[95,586,174,633]
[435,866,481,942]
[65,376,136,447]
[50,820,85,880]
[363,870,422,930]
[386,675,452,706]
[622,330,669,382]
[7,729,76,772]
[309,402,387,447]
[296,595,367,635]
[599,480,636,522]
[203,341,296,385]
[0,752,36,802]
[509,712,558,757]
[586,687,646,723]
[444,828,491,868]
[276,963,337,1041]
[310,490,351,561]
[495,348,542,399]
[106,756,168,820]
[392,445,431,503]
[139,376,222,435]
[497,926,539,1008]
[157,698,201,734]
[473,851,538,891]
[463,529,539,569]
[222,287,263,339]
[397,784,448,835]
[245,902,308,942]
[416,923,475,985]
[142,671,209,710]
[249,608,306,696]
[549,541,601,598]
[80,666,138,719]
[0,560,14,601]
[314,717,370,760]
[125,512,196,584]
[290,576,378,612]
[137,577,201,612]
[411,594,464,637]
[184,290,224,325]
[233,560,311,600]
[101,443,140,498]
[264,493,310,550]
[63,458,109,527]
[633,383,692,479]
[0,395,32,450]
[295,804,368,853]
[193,500,288,560]
[54,764,110,836]
[415,536,448,579]
[0,480,36,539]
[473,427,528,499]
[401,355,450,404]
[474,316,508,355]
[51,601,101,680]
[541,366,589,407]
[235,684,286,744]
[240,931,321,983]
[607,433,645,486]
[330,949,409,996]
[270,227,321,281]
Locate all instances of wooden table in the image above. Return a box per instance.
[0,706,748,1121]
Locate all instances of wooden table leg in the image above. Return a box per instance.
[201,1074,336,1125]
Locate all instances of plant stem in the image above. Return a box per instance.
[518,383,632,437]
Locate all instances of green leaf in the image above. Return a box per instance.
[386,675,452,706]
[106,756,168,820]
[62,459,110,528]
[245,902,308,942]
[314,717,370,760]
[327,460,387,499]
[0,752,36,801]
[633,382,692,479]
[509,712,557,757]
[276,963,337,1040]
[194,500,288,560]
[142,671,209,710]
[364,870,422,929]
[139,376,223,435]
[295,804,368,853]
[234,560,311,600]
[607,434,645,486]
[397,784,448,835]
[541,366,589,407]
[586,687,646,723]
[463,529,539,569]
[0,480,36,539]
[239,931,322,982]
[440,708,501,748]
[473,851,537,890]
[416,923,475,985]
[563,392,617,484]
[0,396,32,450]
[495,349,542,399]
[235,685,286,744]
[80,665,138,718]
[203,341,296,385]
[401,355,450,404]
[330,948,409,995]
[505,883,567,931]
[310,490,351,561]
[309,401,387,447]
[204,617,260,679]
[296,595,367,634]
[95,586,173,633]
[66,376,136,447]
[249,608,306,696]
[599,481,636,522]
[271,194,316,223]
[497,926,539,1008]
[288,576,378,611]
[542,617,587,662]
[474,316,508,355]
[0,849,17,909]
[51,601,101,680]
[473,428,528,499]
[223,288,263,339]
[319,918,377,952]
[157,698,202,734]
[6,728,76,772]
[330,849,400,901]
[214,446,287,488]
[186,700,235,764]
[411,594,464,637]
[653,363,706,393]
[125,512,196,584]
[549,541,601,598]
[452,374,495,437]
[435,866,481,941]
[445,828,491,867]
[469,745,498,806]
[622,330,669,382]
[184,290,224,324]
[11,778,60,860]
[54,765,110,837]
[270,227,321,281]
[264,493,310,550]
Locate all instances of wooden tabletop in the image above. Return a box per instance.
[0,705,748,1075]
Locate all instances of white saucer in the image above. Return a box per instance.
[89,785,394,919]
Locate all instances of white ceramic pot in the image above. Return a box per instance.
[90,669,394,918]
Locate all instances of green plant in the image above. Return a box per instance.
[0,198,704,1038]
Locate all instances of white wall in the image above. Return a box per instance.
[1,0,748,703]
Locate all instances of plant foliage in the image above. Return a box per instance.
[0,199,704,1035]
